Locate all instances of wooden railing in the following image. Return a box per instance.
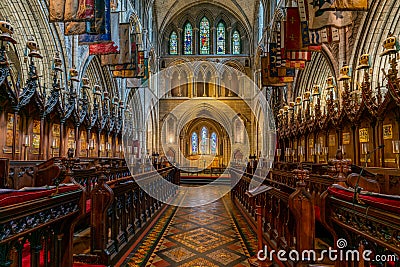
[0,186,84,267]
[234,161,400,266]
[230,168,314,266]
[76,166,180,266]
[320,190,400,267]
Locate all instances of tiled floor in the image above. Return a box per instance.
[122,188,258,266]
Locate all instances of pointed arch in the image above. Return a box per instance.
[199,17,210,54]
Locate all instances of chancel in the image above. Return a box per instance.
[0,0,399,266]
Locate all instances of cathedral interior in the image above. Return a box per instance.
[0,0,399,266]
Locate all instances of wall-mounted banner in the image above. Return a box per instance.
[78,0,111,43]
[359,128,369,143]
[89,13,120,54]
[383,124,393,140]
[342,132,350,144]
[136,51,145,77]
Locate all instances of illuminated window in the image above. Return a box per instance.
[191,132,198,154]
[169,31,178,55]
[200,126,208,154]
[216,22,226,54]
[211,132,217,155]
[199,17,210,54]
[184,22,193,55]
[232,30,241,55]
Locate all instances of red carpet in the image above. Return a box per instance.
[21,241,105,267]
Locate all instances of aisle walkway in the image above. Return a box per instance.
[121,188,258,266]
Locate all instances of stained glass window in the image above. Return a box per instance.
[216,22,225,54]
[200,126,208,154]
[199,17,210,54]
[191,132,198,154]
[169,31,178,55]
[232,30,241,55]
[184,23,193,55]
[258,1,264,42]
[211,132,217,155]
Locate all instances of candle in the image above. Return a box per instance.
[361,143,369,155]
[392,140,400,154]
[89,139,94,149]
[52,139,57,148]
[24,135,30,146]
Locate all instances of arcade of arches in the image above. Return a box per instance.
[0,0,399,267]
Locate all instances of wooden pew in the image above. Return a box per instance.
[75,166,180,266]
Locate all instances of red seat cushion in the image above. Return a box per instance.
[328,187,400,214]
[0,185,80,207]
[86,199,91,213]
[314,205,321,221]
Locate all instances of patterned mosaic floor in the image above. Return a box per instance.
[122,189,258,267]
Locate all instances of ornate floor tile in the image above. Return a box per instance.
[184,212,225,225]
[160,247,195,262]
[207,249,242,265]
[179,257,219,267]
[170,228,234,253]
[173,221,198,231]
[123,191,258,267]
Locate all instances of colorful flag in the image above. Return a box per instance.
[286,51,312,61]
[308,1,352,29]
[314,0,367,11]
[269,43,279,77]
[142,58,149,83]
[64,21,86,35]
[136,51,145,77]
[285,7,302,50]
[64,0,95,22]
[285,60,306,69]
[101,23,131,66]
[262,56,286,86]
[331,27,340,42]
[88,13,120,54]
[112,70,136,78]
[78,0,111,43]
[309,30,321,44]
[49,0,65,22]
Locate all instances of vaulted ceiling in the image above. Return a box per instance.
[153,0,258,33]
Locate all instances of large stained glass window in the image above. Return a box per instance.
[216,22,225,54]
[184,22,193,55]
[191,132,198,154]
[211,132,217,155]
[232,30,241,55]
[169,31,178,55]
[199,17,210,54]
[200,126,208,154]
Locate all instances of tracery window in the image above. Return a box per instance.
[258,0,264,42]
[191,132,198,154]
[216,22,226,54]
[169,31,178,55]
[199,17,210,54]
[184,22,193,55]
[232,30,241,55]
[211,132,217,155]
[200,126,208,154]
